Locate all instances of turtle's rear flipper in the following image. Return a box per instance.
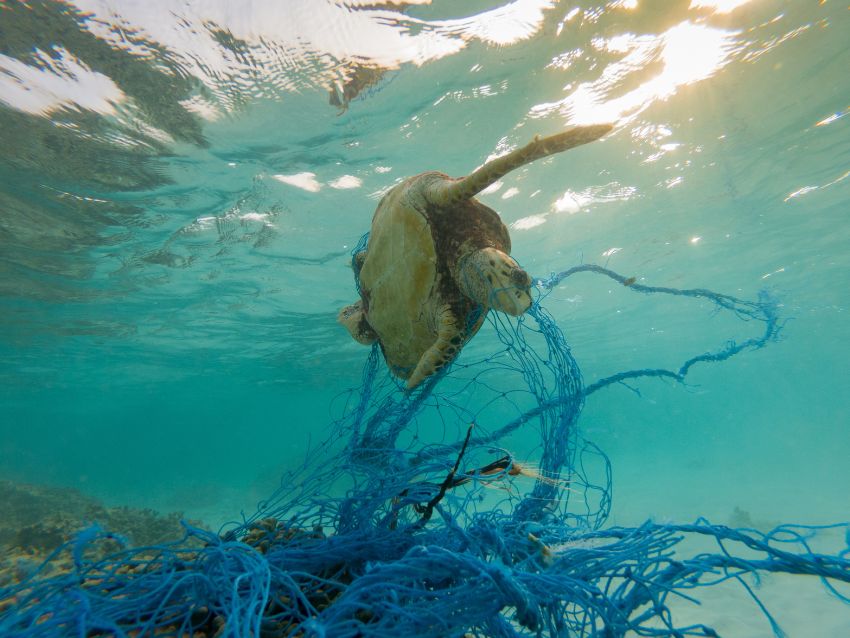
[406,305,462,389]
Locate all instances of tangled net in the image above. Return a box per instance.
[2,255,848,638]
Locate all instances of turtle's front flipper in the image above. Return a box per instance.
[426,123,613,206]
[406,304,463,389]
[338,301,378,345]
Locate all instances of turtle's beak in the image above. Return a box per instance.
[494,266,532,316]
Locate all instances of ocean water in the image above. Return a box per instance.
[1,0,848,634]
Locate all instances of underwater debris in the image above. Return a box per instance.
[1,269,845,637]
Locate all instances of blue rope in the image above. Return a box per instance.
[1,262,846,638]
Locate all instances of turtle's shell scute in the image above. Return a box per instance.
[423,197,511,283]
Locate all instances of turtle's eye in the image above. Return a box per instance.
[511,268,531,289]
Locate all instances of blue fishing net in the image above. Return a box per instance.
[2,248,848,638]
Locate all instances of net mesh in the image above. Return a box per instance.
[1,251,848,638]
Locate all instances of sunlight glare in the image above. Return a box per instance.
[511,214,548,230]
[549,21,738,126]
[690,0,755,14]
[273,172,322,193]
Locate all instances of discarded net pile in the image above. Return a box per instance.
[2,265,849,638]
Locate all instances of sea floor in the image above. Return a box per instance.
[1,478,847,637]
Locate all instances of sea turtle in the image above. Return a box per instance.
[338,124,612,389]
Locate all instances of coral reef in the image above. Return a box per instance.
[0,479,205,590]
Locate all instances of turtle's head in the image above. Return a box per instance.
[458,247,532,316]
[338,301,379,345]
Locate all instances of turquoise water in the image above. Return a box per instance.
[1,0,849,631]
